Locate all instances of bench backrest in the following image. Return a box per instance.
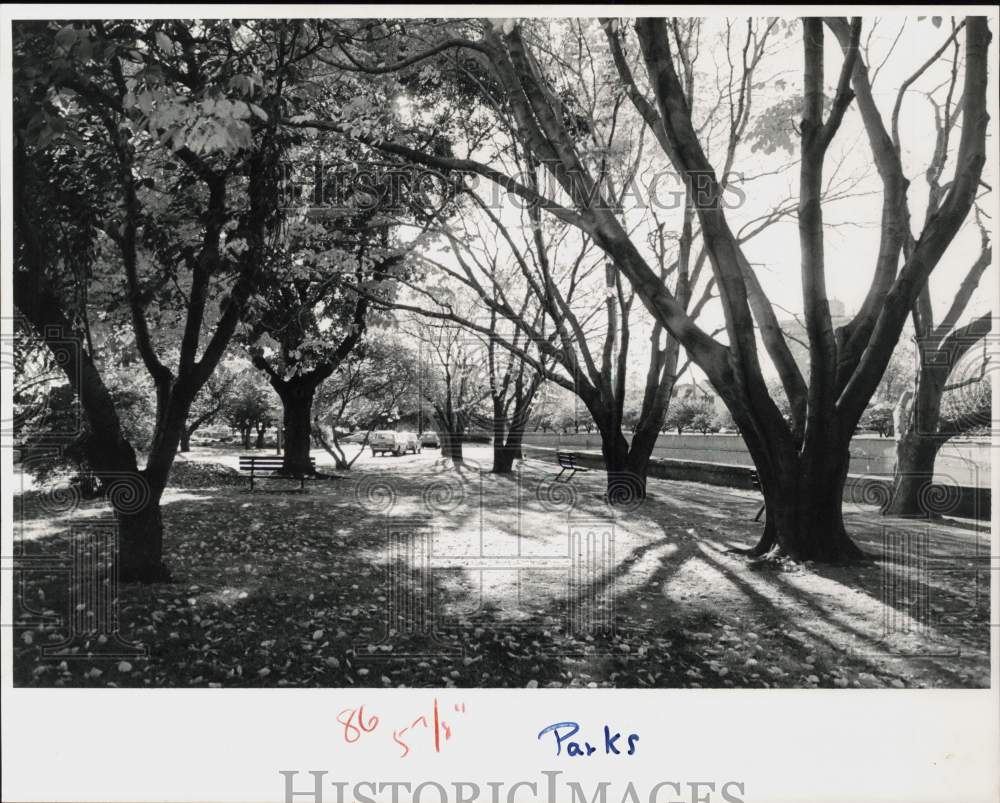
[239,456,315,470]
[556,451,577,468]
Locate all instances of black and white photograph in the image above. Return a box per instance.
[2,5,998,803]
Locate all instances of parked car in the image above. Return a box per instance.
[370,430,421,456]
[419,431,440,448]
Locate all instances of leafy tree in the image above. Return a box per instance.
[223,378,277,450]
[245,218,382,475]
[13,20,314,580]
[17,357,156,491]
[664,396,714,435]
[243,141,441,475]
[689,406,717,435]
[622,406,642,433]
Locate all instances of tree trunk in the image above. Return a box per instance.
[280,390,315,474]
[182,405,219,453]
[241,427,252,450]
[748,432,866,563]
[599,424,644,505]
[884,430,943,516]
[622,450,651,500]
[507,419,528,470]
[882,313,990,516]
[441,429,464,464]
[621,405,670,501]
[79,422,172,583]
[273,377,320,475]
[494,423,527,475]
[314,418,355,472]
[117,495,170,583]
[115,395,189,583]
[491,400,508,473]
[255,425,267,450]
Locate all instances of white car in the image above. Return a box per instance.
[370,430,421,456]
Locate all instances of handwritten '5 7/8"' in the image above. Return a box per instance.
[337,700,467,758]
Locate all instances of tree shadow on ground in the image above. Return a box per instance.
[10,450,990,688]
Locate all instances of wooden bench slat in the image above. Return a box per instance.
[556,451,588,470]
[239,457,315,465]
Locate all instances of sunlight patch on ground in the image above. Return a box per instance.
[196,586,253,607]
[660,552,749,607]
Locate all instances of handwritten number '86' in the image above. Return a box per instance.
[337,706,379,743]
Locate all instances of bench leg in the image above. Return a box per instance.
[753,502,765,522]
[250,470,255,493]
[555,467,567,482]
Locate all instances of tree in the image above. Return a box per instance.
[243,145,441,475]
[312,330,420,470]
[223,378,277,450]
[663,400,692,435]
[483,303,547,474]
[13,20,310,580]
[181,360,240,451]
[297,17,882,516]
[378,116,696,495]
[245,220,376,476]
[883,53,994,514]
[407,310,491,466]
[300,16,992,561]
[689,404,717,435]
[664,395,714,435]
[11,317,65,436]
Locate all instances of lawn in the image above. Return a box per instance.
[12,446,991,688]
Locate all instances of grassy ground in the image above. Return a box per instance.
[12,445,991,688]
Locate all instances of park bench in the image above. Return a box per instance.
[239,455,316,492]
[555,450,590,483]
[749,470,765,521]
